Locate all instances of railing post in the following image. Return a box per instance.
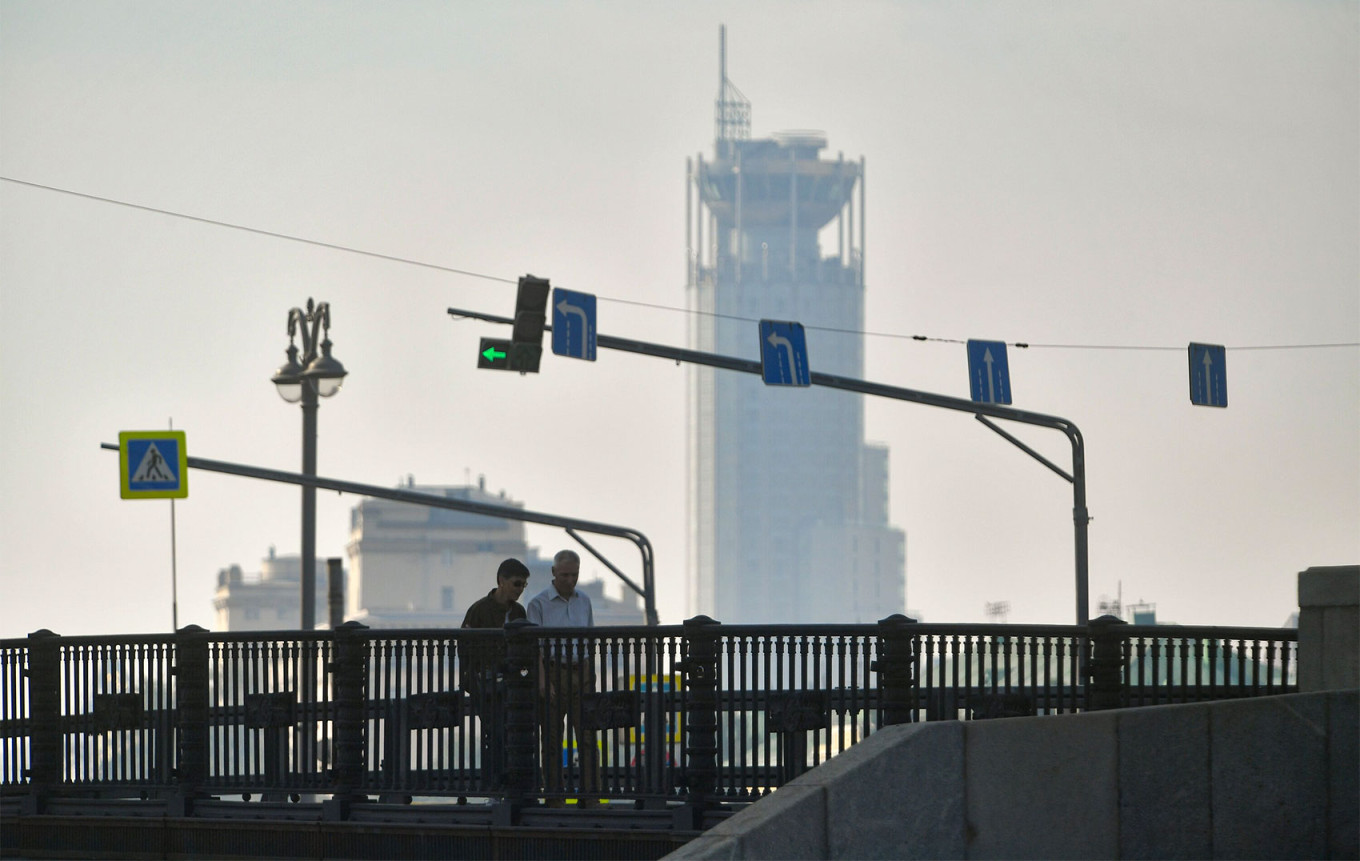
[24,629,61,815]
[677,614,721,830]
[497,618,539,824]
[1086,614,1128,711]
[324,620,368,820]
[875,614,918,726]
[169,624,210,816]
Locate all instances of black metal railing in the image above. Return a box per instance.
[0,616,1297,820]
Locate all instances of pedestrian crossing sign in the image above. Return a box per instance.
[119,431,188,499]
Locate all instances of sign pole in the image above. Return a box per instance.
[117,428,189,627]
[169,418,179,632]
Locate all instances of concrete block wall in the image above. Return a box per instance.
[667,690,1358,860]
[1298,565,1359,693]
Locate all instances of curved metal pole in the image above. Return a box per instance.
[286,300,332,365]
[1067,422,1090,626]
[804,368,1090,625]
[565,527,658,626]
[975,414,1089,624]
[449,305,1092,624]
[101,445,661,625]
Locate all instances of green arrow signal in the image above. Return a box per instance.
[482,346,506,362]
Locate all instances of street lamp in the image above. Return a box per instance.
[271,298,347,630]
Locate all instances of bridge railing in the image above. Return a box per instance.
[0,617,1297,816]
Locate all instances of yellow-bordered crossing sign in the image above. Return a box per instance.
[119,430,188,499]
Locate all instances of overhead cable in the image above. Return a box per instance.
[4,175,1355,353]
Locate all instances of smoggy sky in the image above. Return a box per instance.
[2,1,1356,638]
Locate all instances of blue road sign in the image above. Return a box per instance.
[551,288,597,361]
[967,340,1012,405]
[119,430,188,499]
[1188,343,1227,407]
[759,320,811,386]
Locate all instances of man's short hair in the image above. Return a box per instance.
[552,549,580,570]
[496,558,530,583]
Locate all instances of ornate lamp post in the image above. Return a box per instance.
[271,299,347,630]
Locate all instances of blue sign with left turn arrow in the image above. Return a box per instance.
[967,340,1012,405]
[551,288,597,361]
[759,320,811,386]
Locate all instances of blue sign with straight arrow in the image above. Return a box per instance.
[551,288,597,361]
[1188,343,1227,407]
[967,340,1012,405]
[759,320,811,386]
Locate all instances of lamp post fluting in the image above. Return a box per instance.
[271,298,347,630]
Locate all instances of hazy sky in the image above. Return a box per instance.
[2,1,1356,639]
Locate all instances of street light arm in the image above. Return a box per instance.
[285,300,334,365]
[309,301,332,357]
[285,307,304,347]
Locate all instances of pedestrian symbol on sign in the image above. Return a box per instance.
[119,431,189,499]
[131,443,174,483]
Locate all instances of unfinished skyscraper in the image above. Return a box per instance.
[686,29,906,624]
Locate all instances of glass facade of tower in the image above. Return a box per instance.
[686,128,906,624]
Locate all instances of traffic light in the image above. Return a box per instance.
[477,337,514,370]
[509,275,550,373]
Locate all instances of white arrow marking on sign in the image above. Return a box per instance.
[983,347,997,403]
[557,298,589,334]
[1201,350,1214,402]
[766,330,796,379]
[131,443,175,482]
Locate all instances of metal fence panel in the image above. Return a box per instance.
[206,634,332,794]
[60,637,175,790]
[0,621,1299,807]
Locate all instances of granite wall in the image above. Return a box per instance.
[667,690,1358,860]
[1299,565,1359,693]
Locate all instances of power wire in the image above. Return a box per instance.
[5,175,1356,353]
[0,176,516,285]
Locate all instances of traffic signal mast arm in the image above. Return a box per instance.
[449,305,1091,624]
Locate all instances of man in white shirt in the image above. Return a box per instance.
[525,550,593,629]
[525,549,599,807]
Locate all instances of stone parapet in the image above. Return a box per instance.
[1299,565,1359,693]
[666,690,1358,860]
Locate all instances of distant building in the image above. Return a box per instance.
[1130,602,1159,626]
[571,578,646,627]
[346,477,643,628]
[213,547,337,632]
[342,476,533,628]
[1097,592,1162,625]
[686,33,906,623]
[213,477,645,632]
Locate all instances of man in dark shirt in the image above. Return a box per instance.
[459,558,530,790]
[461,558,530,628]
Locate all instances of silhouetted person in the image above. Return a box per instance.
[460,558,529,789]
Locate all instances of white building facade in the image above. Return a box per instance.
[213,548,335,632]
